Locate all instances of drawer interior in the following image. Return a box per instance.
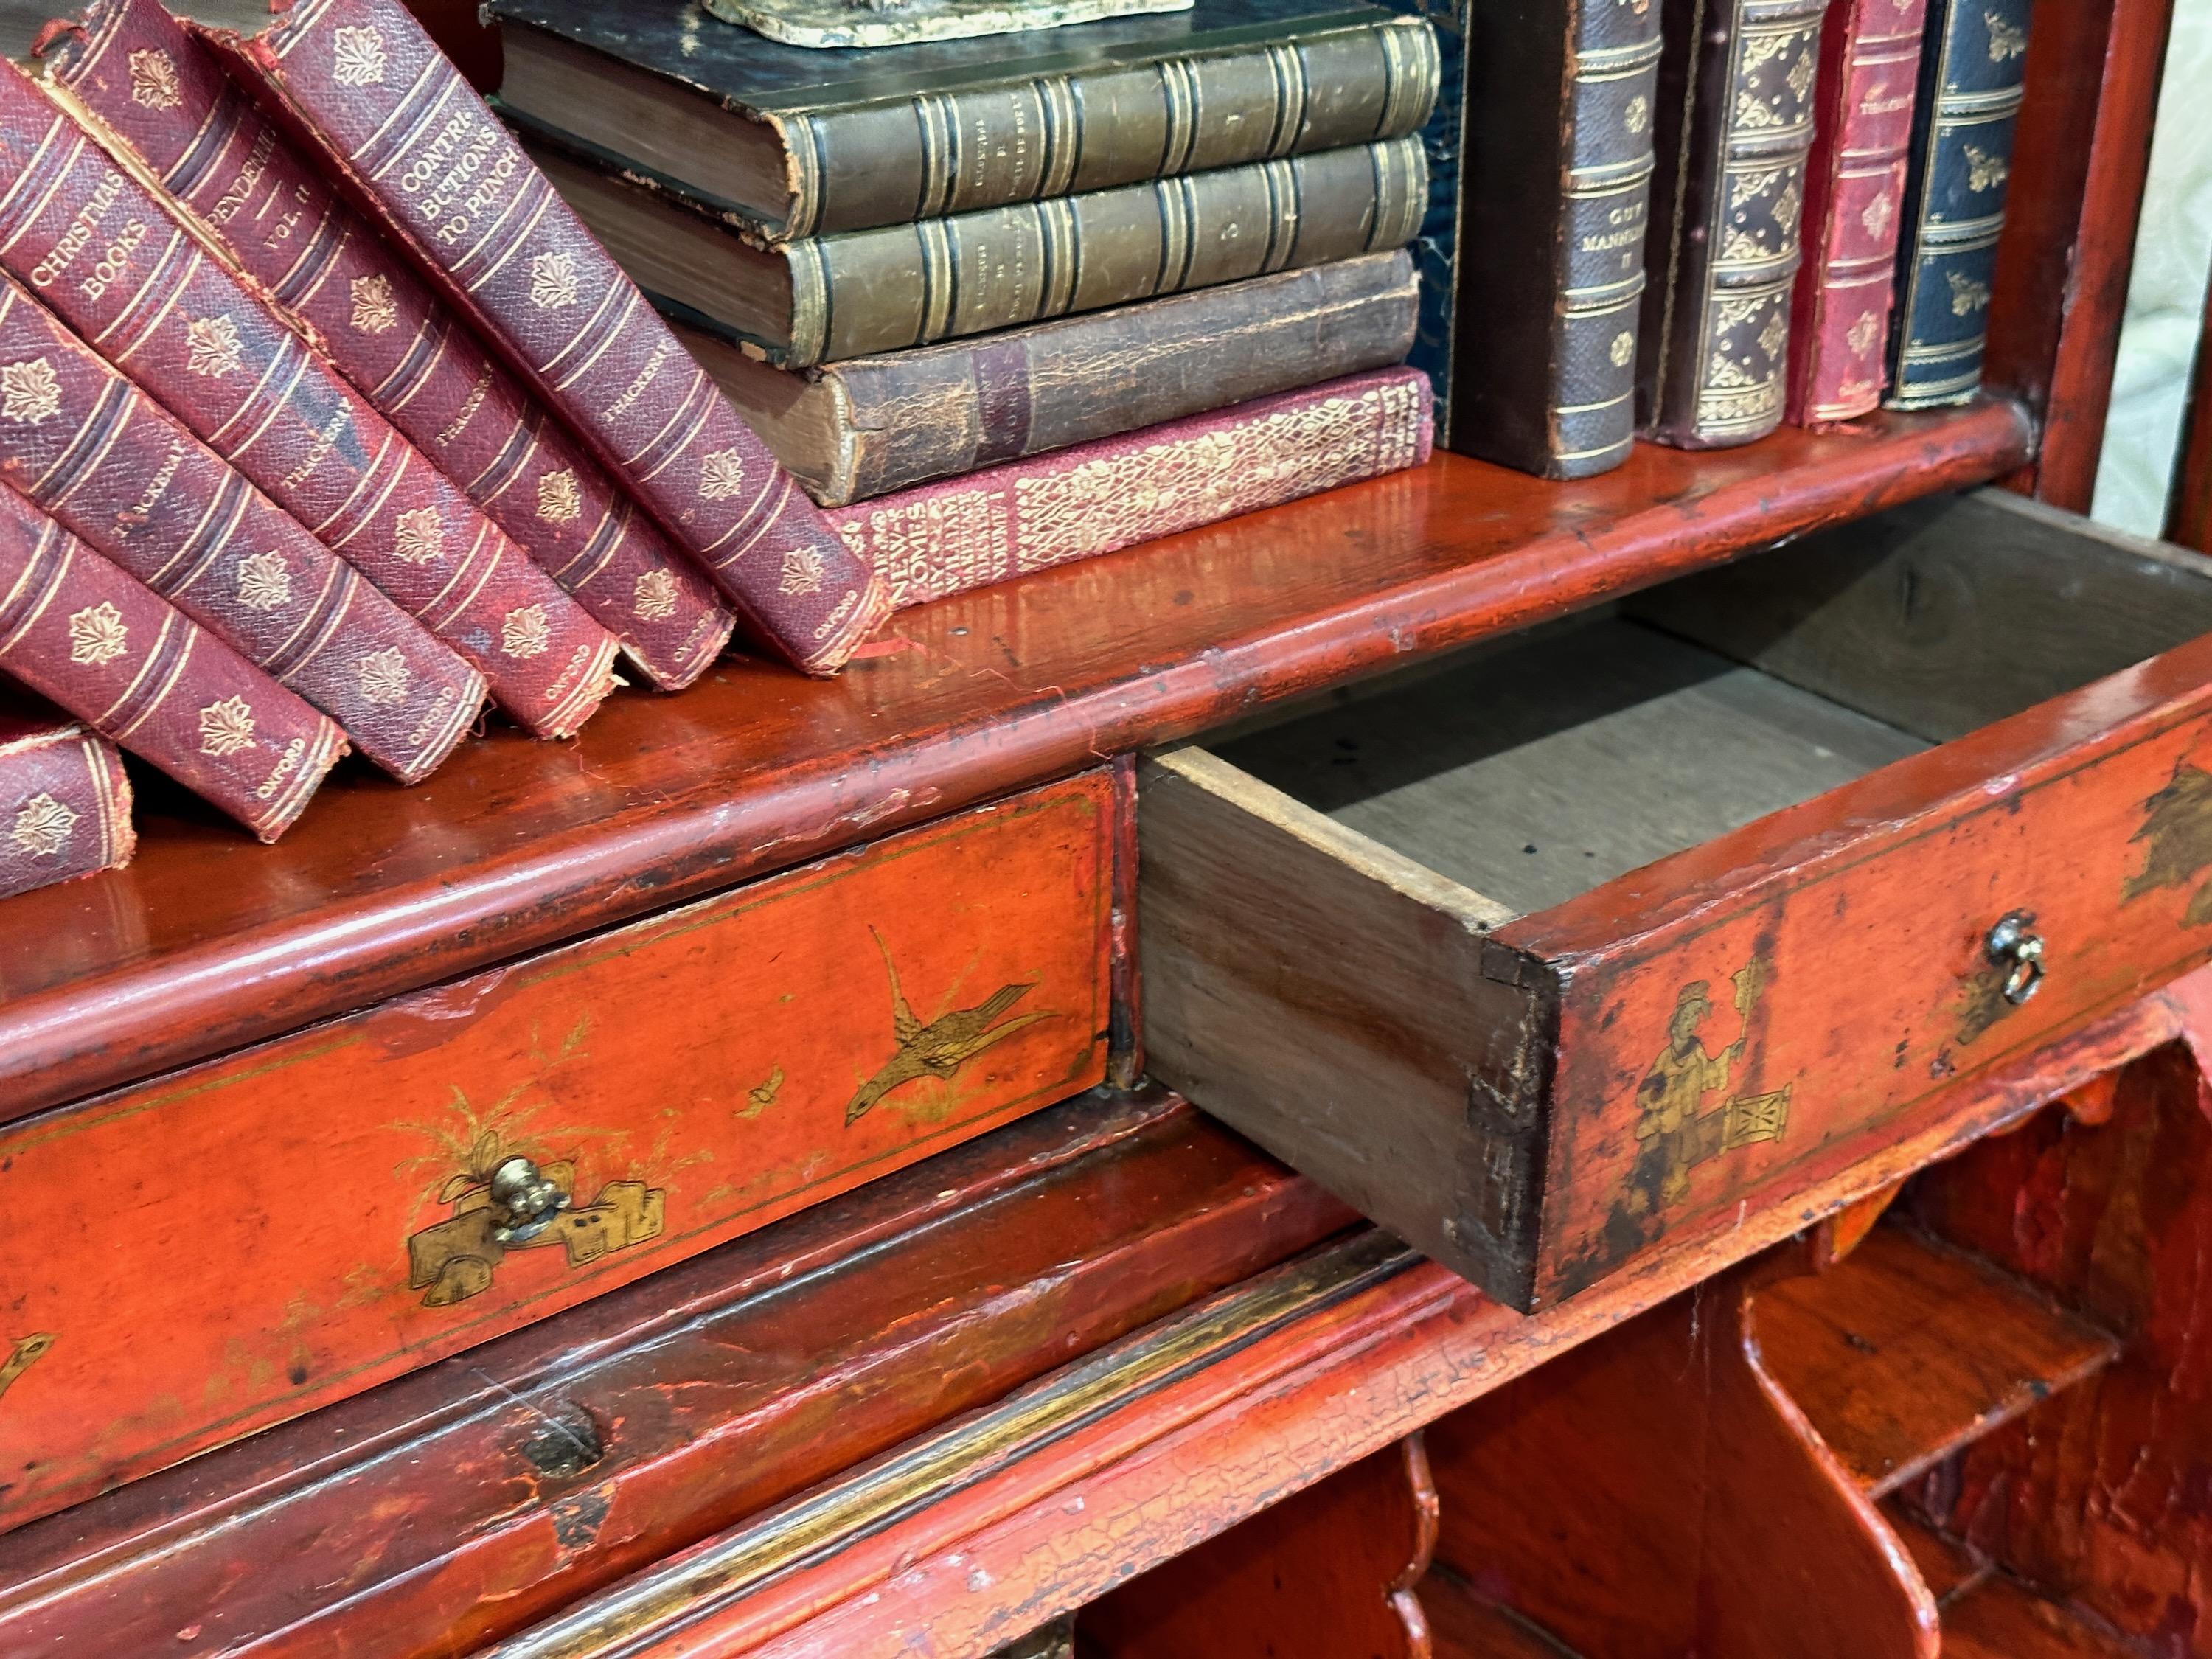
[1214,613,1927,919]
[1200,490,2212,927]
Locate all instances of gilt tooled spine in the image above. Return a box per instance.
[0,698,132,897]
[0,278,483,782]
[827,367,1433,609]
[773,18,1439,240]
[1884,0,2025,408]
[0,68,619,739]
[1446,0,1663,479]
[1639,0,1831,448]
[767,138,1427,367]
[1784,0,1924,422]
[0,496,342,841]
[686,253,1422,507]
[40,0,736,692]
[198,0,888,674]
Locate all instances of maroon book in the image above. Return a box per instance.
[0,490,343,841]
[0,62,619,739]
[184,0,891,674]
[830,369,1435,608]
[34,0,737,692]
[1785,0,1927,425]
[0,276,482,782]
[0,686,131,898]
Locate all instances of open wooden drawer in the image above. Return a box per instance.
[1141,490,2212,1309]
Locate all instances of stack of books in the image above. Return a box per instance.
[490,0,1444,605]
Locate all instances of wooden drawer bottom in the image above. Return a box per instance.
[0,771,1117,1534]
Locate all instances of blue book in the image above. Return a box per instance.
[1885,0,2030,406]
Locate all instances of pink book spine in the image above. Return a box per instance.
[192,0,891,674]
[35,0,737,692]
[830,368,1436,609]
[0,66,619,739]
[0,687,133,897]
[0,490,344,841]
[1784,0,1927,425]
[0,275,483,782]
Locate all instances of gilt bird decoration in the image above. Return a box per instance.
[0,1332,55,1408]
[844,928,1057,1126]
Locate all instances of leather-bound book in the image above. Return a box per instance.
[0,276,484,785]
[828,366,1432,608]
[489,0,1437,242]
[0,64,620,740]
[0,493,343,841]
[0,689,132,899]
[178,0,890,675]
[1884,0,2027,408]
[32,0,737,694]
[1442,0,1663,478]
[1784,0,1924,423]
[684,253,1420,506]
[1637,0,1830,448]
[526,133,1427,369]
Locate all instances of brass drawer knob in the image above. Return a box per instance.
[1985,911,2046,1006]
[486,1155,569,1245]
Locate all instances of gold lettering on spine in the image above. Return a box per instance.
[208,130,280,229]
[602,340,672,425]
[279,408,353,493]
[434,368,491,445]
[118,437,190,532]
[32,173,125,288]
[394,111,519,250]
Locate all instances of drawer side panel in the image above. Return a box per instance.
[1139,752,1548,1304]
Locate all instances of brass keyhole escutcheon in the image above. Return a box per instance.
[1984,911,2046,1006]
[486,1155,569,1245]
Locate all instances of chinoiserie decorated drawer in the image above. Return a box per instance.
[1142,490,2212,1311]
[0,771,1116,1532]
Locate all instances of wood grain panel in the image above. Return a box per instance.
[0,772,1113,1534]
[1753,1227,2118,1496]
[1631,490,2212,742]
[1139,748,1545,1301]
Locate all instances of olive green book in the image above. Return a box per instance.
[490,0,1436,240]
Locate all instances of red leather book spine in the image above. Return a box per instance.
[0,492,342,840]
[829,369,1435,608]
[0,66,619,739]
[0,276,482,782]
[0,692,132,897]
[36,0,737,692]
[1784,0,1927,425]
[193,0,891,674]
